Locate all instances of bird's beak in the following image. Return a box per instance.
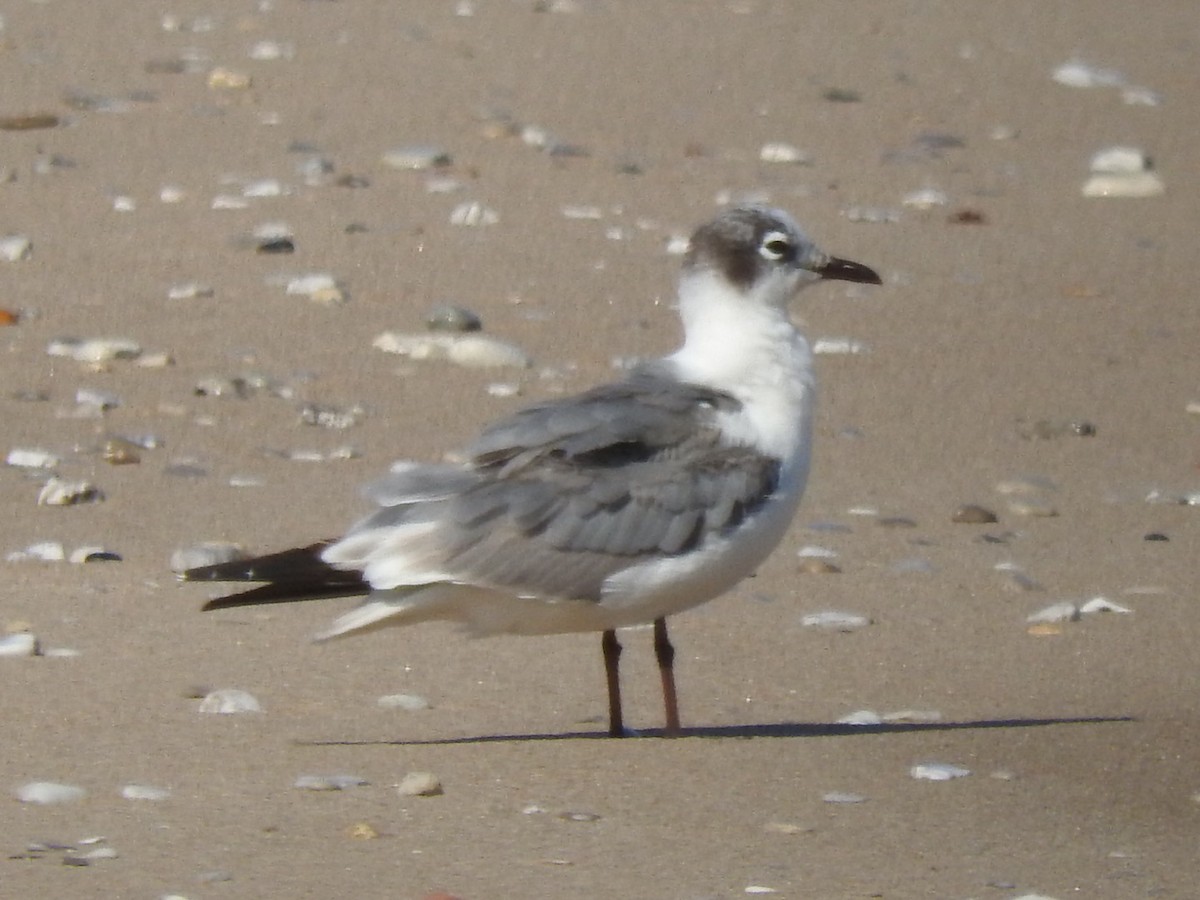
[815,256,882,285]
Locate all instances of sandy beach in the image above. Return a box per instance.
[2,2,1198,897]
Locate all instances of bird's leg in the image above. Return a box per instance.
[601,629,625,737]
[654,617,681,737]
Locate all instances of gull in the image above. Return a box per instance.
[183,205,881,737]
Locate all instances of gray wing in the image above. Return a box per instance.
[342,368,782,601]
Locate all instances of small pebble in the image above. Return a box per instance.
[257,238,295,254]
[103,437,143,465]
[910,763,971,781]
[822,87,861,103]
[198,689,262,714]
[15,782,86,804]
[397,771,442,797]
[952,504,997,524]
[426,305,483,333]
[0,114,59,131]
[798,558,841,575]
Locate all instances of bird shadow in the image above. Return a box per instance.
[298,714,1134,747]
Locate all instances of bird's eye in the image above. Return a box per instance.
[759,231,792,261]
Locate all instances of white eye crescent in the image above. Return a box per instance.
[759,230,792,261]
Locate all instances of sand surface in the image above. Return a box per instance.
[2,2,1198,897]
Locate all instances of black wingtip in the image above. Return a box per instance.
[183,541,369,611]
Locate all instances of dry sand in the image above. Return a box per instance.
[2,2,1198,897]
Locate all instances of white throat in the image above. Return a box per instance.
[664,269,816,464]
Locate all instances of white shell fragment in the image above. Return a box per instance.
[170,542,246,573]
[1090,146,1152,174]
[449,201,499,226]
[382,145,452,170]
[373,331,532,369]
[1026,602,1081,624]
[813,337,869,355]
[46,337,142,363]
[1052,60,1127,89]
[837,710,884,726]
[759,142,810,165]
[0,632,41,657]
[800,611,871,632]
[1082,171,1164,198]
[6,541,66,562]
[15,781,86,804]
[283,273,346,304]
[1079,596,1132,615]
[167,282,215,300]
[397,771,443,797]
[0,234,33,262]
[377,693,431,711]
[38,477,104,506]
[294,774,369,791]
[121,784,171,801]
[249,40,294,61]
[910,762,971,781]
[882,709,943,724]
[822,791,867,804]
[901,187,949,209]
[1082,145,1163,197]
[6,448,60,469]
[198,689,263,714]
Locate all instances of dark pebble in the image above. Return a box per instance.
[952,504,999,524]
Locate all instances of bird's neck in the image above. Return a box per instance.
[666,272,815,462]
